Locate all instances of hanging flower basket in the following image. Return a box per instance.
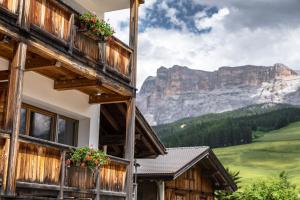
[66,146,109,189]
[79,12,115,43]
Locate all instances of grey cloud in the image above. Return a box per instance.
[194,0,300,30]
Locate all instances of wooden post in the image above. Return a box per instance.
[129,0,139,86]
[68,14,75,53]
[4,42,27,196]
[99,42,106,71]
[95,168,101,200]
[58,150,66,199]
[19,0,31,30]
[16,0,24,26]
[124,99,136,200]
[125,0,139,199]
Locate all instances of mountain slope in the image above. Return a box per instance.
[137,64,300,125]
[214,121,300,189]
[154,104,300,148]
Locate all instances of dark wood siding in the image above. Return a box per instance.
[165,164,214,200]
[138,180,157,200]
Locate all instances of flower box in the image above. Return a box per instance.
[78,12,114,43]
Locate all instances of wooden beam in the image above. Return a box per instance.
[54,78,101,91]
[4,42,27,195]
[116,103,127,116]
[0,70,9,81]
[99,134,142,145]
[99,135,124,146]
[0,40,14,60]
[101,106,121,131]
[89,94,130,104]
[0,81,8,89]
[26,61,61,72]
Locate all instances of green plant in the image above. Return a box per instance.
[66,146,109,170]
[79,12,115,41]
[232,172,299,200]
[215,168,241,200]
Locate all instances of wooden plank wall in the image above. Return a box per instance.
[16,142,61,185]
[29,0,71,41]
[0,85,7,128]
[0,0,18,13]
[0,137,10,191]
[100,161,127,192]
[66,166,96,190]
[74,33,99,61]
[165,164,214,200]
[106,39,131,77]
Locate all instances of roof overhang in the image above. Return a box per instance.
[135,108,167,158]
[62,0,144,17]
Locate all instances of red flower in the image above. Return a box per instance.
[85,156,92,161]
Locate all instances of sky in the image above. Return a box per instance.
[105,0,300,89]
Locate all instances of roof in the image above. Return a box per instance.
[136,146,237,191]
[135,108,167,157]
[137,146,209,176]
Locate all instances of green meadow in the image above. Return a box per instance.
[214,121,300,189]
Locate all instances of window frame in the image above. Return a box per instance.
[21,103,78,146]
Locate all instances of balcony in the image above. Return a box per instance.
[0,132,129,199]
[0,0,134,94]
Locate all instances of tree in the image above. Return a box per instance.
[215,168,241,200]
[233,172,299,200]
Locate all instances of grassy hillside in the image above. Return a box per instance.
[214,121,300,189]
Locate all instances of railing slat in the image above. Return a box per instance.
[0,0,18,13]
[29,0,71,42]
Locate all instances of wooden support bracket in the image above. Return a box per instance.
[54,78,101,91]
[89,94,130,104]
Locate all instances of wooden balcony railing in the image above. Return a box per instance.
[0,0,18,13]
[29,0,71,42]
[0,134,129,198]
[0,0,133,82]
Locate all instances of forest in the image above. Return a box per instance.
[154,104,300,147]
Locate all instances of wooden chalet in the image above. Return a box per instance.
[0,0,167,199]
[136,147,237,200]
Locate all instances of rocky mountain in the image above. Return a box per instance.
[137,63,300,125]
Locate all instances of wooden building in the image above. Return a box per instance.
[136,147,237,200]
[0,0,167,199]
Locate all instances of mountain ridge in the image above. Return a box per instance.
[137,64,300,125]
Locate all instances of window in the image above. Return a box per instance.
[30,111,53,140]
[20,103,78,146]
[57,116,78,146]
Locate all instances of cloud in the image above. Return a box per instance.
[106,0,300,89]
[195,7,230,30]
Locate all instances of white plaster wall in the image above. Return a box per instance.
[62,0,130,17]
[0,58,97,149]
[1,55,101,148]
[22,72,100,148]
